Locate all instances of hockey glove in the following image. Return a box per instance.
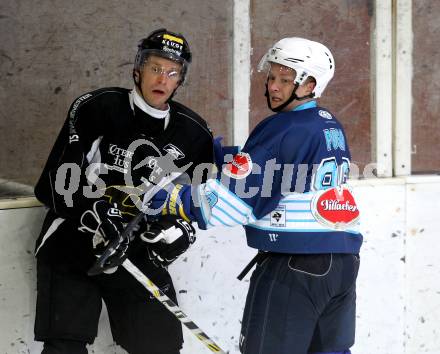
[79,200,129,273]
[139,215,196,267]
[149,183,194,222]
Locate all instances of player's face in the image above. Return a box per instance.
[267,63,297,110]
[267,63,316,111]
[137,55,182,110]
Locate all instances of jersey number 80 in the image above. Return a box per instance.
[312,157,350,191]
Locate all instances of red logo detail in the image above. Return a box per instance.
[311,187,360,229]
[223,152,252,179]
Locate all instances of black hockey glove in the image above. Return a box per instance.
[79,200,129,273]
[139,215,196,268]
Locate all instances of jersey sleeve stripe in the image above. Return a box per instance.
[212,204,245,225]
[198,179,257,228]
[210,213,236,227]
[207,179,254,214]
[217,194,248,217]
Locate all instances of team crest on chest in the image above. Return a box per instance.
[104,144,134,174]
[223,152,252,179]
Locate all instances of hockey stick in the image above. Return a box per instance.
[87,165,226,352]
[122,259,226,353]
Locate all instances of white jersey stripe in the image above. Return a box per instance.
[213,204,245,225]
[35,218,65,255]
[211,213,236,227]
[199,179,257,228]
[217,194,248,217]
[206,179,254,214]
[248,191,360,233]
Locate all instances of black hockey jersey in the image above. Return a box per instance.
[34,87,214,264]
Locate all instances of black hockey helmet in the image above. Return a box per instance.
[134,28,192,84]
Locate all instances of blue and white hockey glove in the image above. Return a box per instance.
[149,183,194,222]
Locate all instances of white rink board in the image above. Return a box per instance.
[0,176,439,354]
[404,180,440,353]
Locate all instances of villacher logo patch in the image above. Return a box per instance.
[311,186,360,230]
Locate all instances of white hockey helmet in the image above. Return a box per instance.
[257,37,335,98]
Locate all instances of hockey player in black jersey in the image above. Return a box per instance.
[33,29,214,354]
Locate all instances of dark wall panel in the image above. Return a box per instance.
[412,1,440,173]
[250,0,372,171]
[0,0,232,186]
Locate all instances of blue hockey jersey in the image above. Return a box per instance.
[194,101,362,254]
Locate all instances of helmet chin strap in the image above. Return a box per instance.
[265,80,314,112]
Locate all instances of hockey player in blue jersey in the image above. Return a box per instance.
[150,37,361,354]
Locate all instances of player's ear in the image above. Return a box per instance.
[304,77,316,95]
[133,70,140,84]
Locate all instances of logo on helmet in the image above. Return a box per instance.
[161,34,184,56]
[163,34,184,44]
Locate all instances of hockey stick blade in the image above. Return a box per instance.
[122,259,226,353]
